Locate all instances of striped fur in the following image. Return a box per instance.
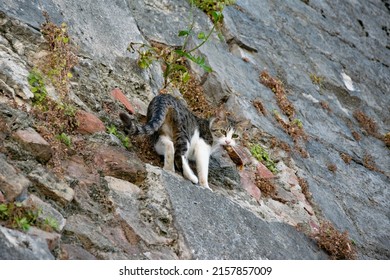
[119,94,239,189]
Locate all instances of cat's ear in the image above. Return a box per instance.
[235,118,252,135]
[238,119,251,130]
[215,108,226,120]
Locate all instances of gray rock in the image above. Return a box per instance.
[63,213,145,260]
[0,0,145,64]
[27,227,61,251]
[0,0,388,260]
[13,127,53,163]
[59,243,97,260]
[0,43,33,100]
[149,165,327,259]
[106,176,157,245]
[64,214,116,252]
[0,225,54,260]
[28,165,74,205]
[0,154,31,201]
[22,194,66,232]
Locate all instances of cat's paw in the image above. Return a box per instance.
[189,175,199,184]
[199,180,213,191]
[184,173,198,184]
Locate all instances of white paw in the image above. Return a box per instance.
[188,174,199,184]
[199,179,213,191]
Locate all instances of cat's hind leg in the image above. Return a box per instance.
[181,155,199,184]
[155,135,175,172]
[174,139,198,184]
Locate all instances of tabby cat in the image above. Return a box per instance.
[119,94,240,190]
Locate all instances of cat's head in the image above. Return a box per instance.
[210,110,250,147]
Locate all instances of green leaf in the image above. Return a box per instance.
[178,30,190,37]
[174,49,186,56]
[182,71,190,83]
[174,50,212,73]
[211,11,223,23]
[198,32,206,39]
[201,64,213,73]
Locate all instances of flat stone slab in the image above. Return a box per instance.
[157,167,327,260]
[0,225,54,260]
[0,155,31,201]
[28,165,74,205]
[13,127,52,163]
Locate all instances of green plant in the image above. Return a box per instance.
[0,202,41,231]
[43,217,59,232]
[107,125,131,149]
[28,69,48,105]
[129,1,234,89]
[40,11,78,97]
[0,203,9,219]
[0,202,59,232]
[292,118,303,129]
[56,132,72,147]
[192,0,236,17]
[57,102,77,117]
[250,144,278,174]
[14,217,31,231]
[191,0,235,35]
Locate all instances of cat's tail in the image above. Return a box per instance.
[120,94,176,135]
[119,113,148,135]
[119,110,166,136]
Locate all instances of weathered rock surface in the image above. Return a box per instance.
[13,127,53,163]
[0,0,388,260]
[0,154,31,201]
[152,165,327,259]
[23,194,66,231]
[28,165,75,205]
[0,225,54,260]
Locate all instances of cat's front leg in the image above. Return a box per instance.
[195,140,212,190]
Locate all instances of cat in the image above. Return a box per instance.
[119,94,240,190]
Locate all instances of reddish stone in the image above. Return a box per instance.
[89,144,146,184]
[75,110,105,135]
[13,127,52,163]
[256,162,275,179]
[224,145,252,168]
[239,170,261,201]
[111,88,135,114]
[0,156,31,201]
[63,155,99,187]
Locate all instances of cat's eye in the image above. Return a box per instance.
[232,133,239,139]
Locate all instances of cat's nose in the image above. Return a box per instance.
[225,139,231,145]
